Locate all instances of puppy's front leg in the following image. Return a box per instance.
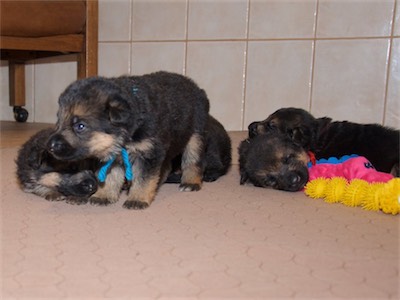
[123,171,160,210]
[123,141,164,209]
[89,165,125,206]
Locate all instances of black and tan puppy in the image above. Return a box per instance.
[249,107,399,176]
[239,132,309,191]
[47,71,210,209]
[16,128,98,202]
[167,115,232,183]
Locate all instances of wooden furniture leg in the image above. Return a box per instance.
[9,62,28,122]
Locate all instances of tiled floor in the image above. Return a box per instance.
[1,121,399,299]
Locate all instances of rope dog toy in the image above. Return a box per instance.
[98,148,133,183]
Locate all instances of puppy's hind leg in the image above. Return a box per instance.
[180,133,205,192]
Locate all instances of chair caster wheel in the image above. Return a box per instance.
[13,106,29,122]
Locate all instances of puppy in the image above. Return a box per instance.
[239,132,309,191]
[47,71,210,209]
[249,107,400,176]
[16,128,98,202]
[166,115,232,183]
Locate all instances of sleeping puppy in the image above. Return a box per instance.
[16,128,98,202]
[239,132,309,191]
[249,107,399,176]
[166,115,232,183]
[47,71,210,209]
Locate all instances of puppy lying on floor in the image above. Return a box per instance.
[16,128,99,202]
[249,107,399,176]
[239,132,309,191]
[46,71,210,209]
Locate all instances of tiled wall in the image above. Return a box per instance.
[1,0,399,131]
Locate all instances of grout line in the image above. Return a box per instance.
[241,0,251,131]
[381,0,397,125]
[99,36,400,44]
[308,0,320,113]
[183,0,190,76]
[128,0,133,75]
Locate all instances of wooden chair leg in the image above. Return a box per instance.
[9,61,25,107]
[77,52,86,79]
[8,61,29,122]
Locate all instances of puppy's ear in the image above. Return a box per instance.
[315,117,332,134]
[107,96,131,126]
[291,127,312,149]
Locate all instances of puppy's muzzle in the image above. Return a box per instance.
[282,170,309,192]
[47,134,76,159]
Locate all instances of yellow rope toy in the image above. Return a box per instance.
[305,177,400,215]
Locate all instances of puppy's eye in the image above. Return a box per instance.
[287,128,294,138]
[282,154,294,164]
[267,122,276,130]
[73,122,86,133]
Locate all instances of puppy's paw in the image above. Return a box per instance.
[78,177,98,195]
[45,193,66,202]
[123,200,149,210]
[89,197,113,206]
[179,183,201,192]
[66,197,89,205]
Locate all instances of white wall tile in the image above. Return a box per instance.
[186,41,246,131]
[99,0,131,42]
[311,39,390,124]
[249,0,317,39]
[132,0,187,41]
[1,62,35,122]
[99,42,131,77]
[385,38,400,128]
[394,0,400,36]
[34,57,77,123]
[1,63,13,121]
[188,0,248,40]
[244,41,313,128]
[317,0,395,38]
[131,42,185,75]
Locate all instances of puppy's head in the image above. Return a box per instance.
[248,107,331,150]
[47,77,140,161]
[239,132,309,192]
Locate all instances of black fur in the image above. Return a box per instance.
[239,132,309,192]
[166,115,232,183]
[16,128,98,203]
[250,107,400,176]
[47,71,210,209]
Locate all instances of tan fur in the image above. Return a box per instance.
[38,172,62,187]
[180,133,203,186]
[71,104,92,117]
[297,152,310,165]
[127,138,155,154]
[88,132,118,158]
[181,133,202,168]
[128,174,160,205]
[91,166,125,203]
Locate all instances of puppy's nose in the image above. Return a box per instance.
[47,136,64,153]
[248,122,260,138]
[289,173,301,185]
